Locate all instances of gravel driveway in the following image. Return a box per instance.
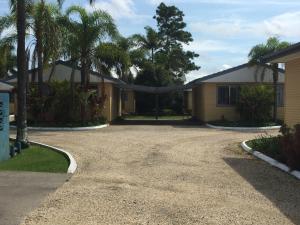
[20,124,300,225]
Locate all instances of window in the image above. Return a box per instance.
[217,86,229,105]
[277,85,284,107]
[217,86,240,106]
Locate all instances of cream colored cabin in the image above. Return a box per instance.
[191,64,285,122]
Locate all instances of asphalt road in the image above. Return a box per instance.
[0,171,69,225]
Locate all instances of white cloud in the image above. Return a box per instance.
[149,0,300,6]
[222,64,232,70]
[184,40,245,54]
[190,11,300,39]
[86,0,143,20]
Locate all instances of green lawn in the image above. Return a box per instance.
[124,114,191,120]
[0,144,69,173]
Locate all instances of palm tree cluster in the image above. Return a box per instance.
[0,1,146,144]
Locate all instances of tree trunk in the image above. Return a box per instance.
[37,28,43,95]
[36,2,44,95]
[16,0,28,144]
[272,63,279,122]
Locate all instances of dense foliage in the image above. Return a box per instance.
[249,124,300,171]
[236,85,274,123]
[27,81,106,126]
[280,124,300,170]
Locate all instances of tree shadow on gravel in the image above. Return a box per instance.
[224,157,300,225]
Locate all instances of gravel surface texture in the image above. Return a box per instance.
[19,125,300,225]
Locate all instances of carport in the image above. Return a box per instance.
[117,83,194,119]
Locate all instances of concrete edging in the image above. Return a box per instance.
[206,123,281,131]
[241,140,300,180]
[10,124,109,131]
[10,138,77,174]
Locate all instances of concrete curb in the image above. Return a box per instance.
[10,138,77,174]
[10,124,109,131]
[206,123,281,131]
[241,140,300,180]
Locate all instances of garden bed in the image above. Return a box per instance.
[0,143,69,173]
[10,118,106,128]
[208,120,281,128]
[241,137,300,180]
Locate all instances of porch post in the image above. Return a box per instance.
[155,93,159,120]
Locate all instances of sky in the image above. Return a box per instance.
[1,0,300,82]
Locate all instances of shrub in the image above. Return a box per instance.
[27,81,107,125]
[236,85,273,123]
[280,124,300,170]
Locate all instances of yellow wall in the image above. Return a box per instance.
[98,83,121,122]
[193,83,284,122]
[123,90,135,114]
[285,58,300,127]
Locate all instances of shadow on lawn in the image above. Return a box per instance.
[224,157,300,225]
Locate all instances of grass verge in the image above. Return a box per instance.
[0,144,69,173]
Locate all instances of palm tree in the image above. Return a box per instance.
[11,0,92,146]
[248,37,290,122]
[29,1,62,89]
[132,26,160,64]
[29,2,62,92]
[61,6,118,90]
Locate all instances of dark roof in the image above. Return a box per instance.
[186,62,285,86]
[3,60,125,84]
[262,42,300,63]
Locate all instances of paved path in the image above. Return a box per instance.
[0,171,69,225]
[19,125,300,225]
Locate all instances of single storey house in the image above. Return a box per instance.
[189,63,285,122]
[263,42,300,127]
[4,60,125,122]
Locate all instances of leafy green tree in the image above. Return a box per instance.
[154,2,199,82]
[248,37,290,121]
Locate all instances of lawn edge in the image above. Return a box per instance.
[10,124,109,131]
[207,123,281,131]
[241,140,300,180]
[10,138,77,174]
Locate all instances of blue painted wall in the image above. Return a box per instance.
[0,93,10,161]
